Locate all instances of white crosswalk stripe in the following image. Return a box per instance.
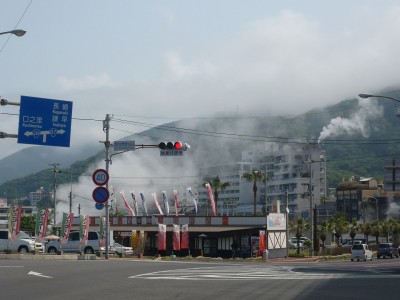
[129,265,382,280]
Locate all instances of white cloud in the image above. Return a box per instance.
[56,73,122,91]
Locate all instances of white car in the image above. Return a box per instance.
[0,230,39,253]
[114,243,133,255]
[18,231,44,253]
[351,243,373,261]
[46,231,100,254]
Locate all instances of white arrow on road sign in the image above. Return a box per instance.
[28,271,53,278]
[24,128,66,143]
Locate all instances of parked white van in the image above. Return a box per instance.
[0,229,38,253]
[45,231,100,254]
[351,243,373,261]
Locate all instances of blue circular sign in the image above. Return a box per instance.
[92,186,110,204]
[95,203,104,210]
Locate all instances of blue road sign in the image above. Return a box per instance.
[95,203,104,210]
[18,95,73,147]
[92,186,110,204]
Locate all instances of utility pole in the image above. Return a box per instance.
[50,163,60,228]
[100,114,111,259]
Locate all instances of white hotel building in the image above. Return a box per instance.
[198,141,327,218]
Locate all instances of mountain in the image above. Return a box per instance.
[0,143,102,185]
[2,89,400,200]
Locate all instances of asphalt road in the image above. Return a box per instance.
[1,258,399,300]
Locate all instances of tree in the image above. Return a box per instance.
[318,220,329,255]
[203,176,230,215]
[328,214,349,247]
[371,221,381,244]
[349,218,359,244]
[289,217,310,255]
[360,222,372,243]
[20,215,36,233]
[242,169,265,216]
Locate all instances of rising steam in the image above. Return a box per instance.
[318,99,384,142]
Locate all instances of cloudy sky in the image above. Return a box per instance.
[2,0,400,161]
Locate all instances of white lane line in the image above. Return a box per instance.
[28,271,53,278]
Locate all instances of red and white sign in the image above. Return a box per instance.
[92,169,109,186]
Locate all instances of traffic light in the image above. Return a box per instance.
[158,141,189,151]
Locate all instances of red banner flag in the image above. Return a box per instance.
[9,205,22,240]
[157,224,166,251]
[152,192,164,215]
[259,230,266,256]
[181,224,189,249]
[60,212,74,244]
[120,190,135,216]
[35,209,49,242]
[173,224,180,251]
[205,183,216,216]
[80,215,90,246]
[173,190,179,217]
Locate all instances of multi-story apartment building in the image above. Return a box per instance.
[336,177,383,222]
[198,141,327,218]
[30,188,51,206]
[198,162,262,216]
[243,141,326,218]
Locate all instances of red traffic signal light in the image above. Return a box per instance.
[174,142,182,150]
[159,141,188,150]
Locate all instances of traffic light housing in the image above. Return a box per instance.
[158,141,189,151]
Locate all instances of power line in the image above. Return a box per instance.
[0,0,32,54]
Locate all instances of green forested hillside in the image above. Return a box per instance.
[2,90,400,200]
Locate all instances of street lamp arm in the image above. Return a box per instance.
[0,29,26,37]
[359,93,400,104]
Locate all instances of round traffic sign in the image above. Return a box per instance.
[92,169,109,186]
[95,203,104,210]
[92,186,110,204]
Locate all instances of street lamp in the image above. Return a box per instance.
[359,93,400,103]
[0,29,26,37]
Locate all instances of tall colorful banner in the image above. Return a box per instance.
[152,192,164,215]
[79,215,89,246]
[131,230,137,249]
[8,205,22,240]
[172,224,181,251]
[205,183,216,216]
[157,224,166,251]
[140,191,148,216]
[60,212,74,244]
[35,209,49,242]
[259,230,266,256]
[181,224,189,249]
[162,191,170,215]
[173,190,179,216]
[99,216,106,247]
[187,187,198,214]
[120,190,135,216]
[130,191,139,216]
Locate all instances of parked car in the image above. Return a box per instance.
[114,243,134,255]
[351,243,373,261]
[290,236,309,245]
[46,231,100,254]
[0,229,40,253]
[101,245,116,255]
[341,239,364,249]
[18,231,44,253]
[377,243,399,259]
